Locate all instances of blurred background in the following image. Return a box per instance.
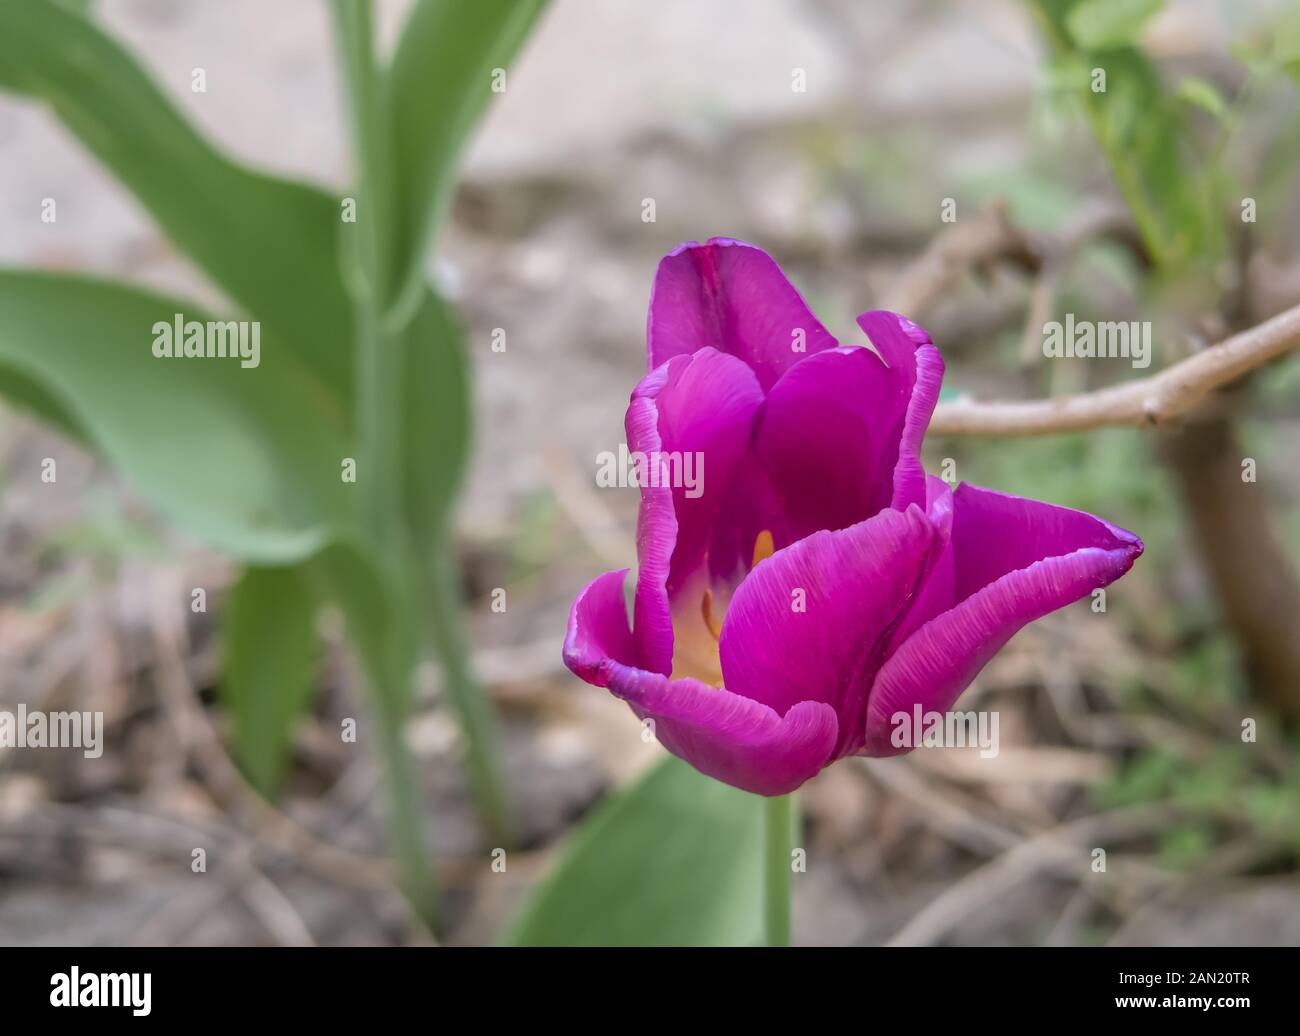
[2,0,1299,945]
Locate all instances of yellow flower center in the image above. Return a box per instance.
[670,530,774,688]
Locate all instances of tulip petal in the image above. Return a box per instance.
[719,505,935,758]
[626,347,765,675]
[562,567,838,796]
[625,395,676,676]
[648,238,838,390]
[946,483,1143,603]
[704,450,792,590]
[863,484,1143,754]
[605,668,839,797]
[753,345,911,542]
[563,568,638,684]
[855,311,945,512]
[885,474,956,652]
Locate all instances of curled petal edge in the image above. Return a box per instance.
[563,568,839,795]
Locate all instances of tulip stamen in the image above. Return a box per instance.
[752,529,775,568]
[701,588,725,641]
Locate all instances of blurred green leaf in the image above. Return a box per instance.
[1040,53,1092,95]
[1243,785,1293,832]
[1157,823,1214,869]
[961,160,1084,232]
[1029,0,1224,272]
[1168,636,1245,709]
[0,0,355,398]
[1176,76,1228,119]
[223,565,319,796]
[1268,9,1300,83]
[0,365,86,442]
[1089,48,1220,269]
[1171,749,1244,814]
[0,271,354,562]
[1097,746,1182,807]
[386,0,547,308]
[1065,0,1163,49]
[509,757,764,946]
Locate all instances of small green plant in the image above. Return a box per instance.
[0,0,547,927]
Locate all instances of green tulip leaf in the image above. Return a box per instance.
[386,0,548,307]
[222,564,320,797]
[0,0,355,398]
[509,757,765,947]
[0,271,354,563]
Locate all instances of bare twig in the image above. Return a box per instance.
[130,845,317,948]
[858,757,1024,858]
[881,200,1041,316]
[147,568,398,892]
[236,861,319,947]
[1105,837,1281,947]
[929,301,1300,437]
[884,803,1174,947]
[1044,882,1099,947]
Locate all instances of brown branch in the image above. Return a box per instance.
[1159,418,1300,722]
[882,198,1137,319]
[881,201,1041,316]
[883,803,1174,947]
[928,301,1300,437]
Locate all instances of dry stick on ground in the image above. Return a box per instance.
[858,757,1025,858]
[1044,882,1098,947]
[927,301,1300,436]
[129,844,317,948]
[1104,836,1283,947]
[146,568,399,894]
[883,803,1175,947]
[148,569,489,928]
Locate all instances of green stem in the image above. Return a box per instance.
[332,0,514,909]
[764,793,794,946]
[331,0,437,926]
[428,548,514,847]
[376,697,438,927]
[331,0,401,526]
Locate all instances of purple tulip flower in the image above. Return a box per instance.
[564,238,1142,796]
